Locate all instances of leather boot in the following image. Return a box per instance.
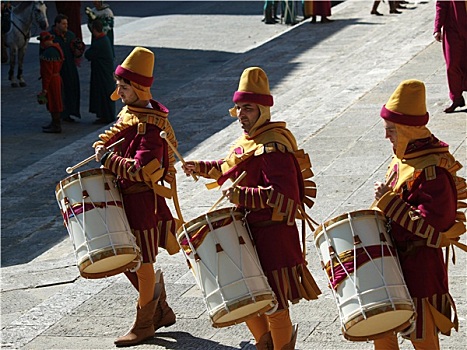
[42,112,61,133]
[114,299,157,347]
[255,331,273,350]
[153,270,176,331]
[281,324,298,350]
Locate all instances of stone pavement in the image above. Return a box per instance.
[1,1,466,349]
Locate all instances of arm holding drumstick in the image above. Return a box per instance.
[66,138,125,174]
[208,171,247,212]
[160,131,198,182]
[371,171,397,209]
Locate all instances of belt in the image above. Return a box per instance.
[395,239,426,256]
[248,218,288,228]
[121,182,151,195]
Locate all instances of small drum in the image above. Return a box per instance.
[55,168,140,279]
[177,207,277,328]
[314,210,415,341]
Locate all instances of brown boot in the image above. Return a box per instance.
[114,300,157,347]
[42,112,62,133]
[281,324,298,350]
[256,331,273,350]
[153,270,176,331]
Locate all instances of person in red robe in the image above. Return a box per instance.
[434,0,467,113]
[37,31,64,133]
[94,47,183,347]
[373,79,465,349]
[303,0,332,23]
[183,67,321,350]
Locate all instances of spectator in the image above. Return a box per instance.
[303,0,332,23]
[371,1,402,15]
[84,19,115,124]
[37,31,64,134]
[86,0,115,58]
[50,14,84,122]
[434,0,467,113]
[54,1,82,41]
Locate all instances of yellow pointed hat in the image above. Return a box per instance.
[111,47,154,101]
[233,67,273,107]
[381,79,431,158]
[380,79,429,126]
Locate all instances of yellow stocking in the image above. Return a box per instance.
[136,263,156,307]
[268,309,293,350]
[374,333,399,350]
[245,313,269,342]
[412,302,440,350]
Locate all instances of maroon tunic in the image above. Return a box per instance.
[99,101,177,263]
[195,123,321,310]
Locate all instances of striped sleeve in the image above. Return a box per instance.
[376,191,441,247]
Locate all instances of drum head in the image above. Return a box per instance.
[343,303,414,341]
[79,247,138,279]
[211,293,276,328]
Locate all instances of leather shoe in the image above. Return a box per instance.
[93,117,109,125]
[444,97,465,113]
[62,116,75,123]
[42,124,61,133]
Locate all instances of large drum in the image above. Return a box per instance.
[177,207,277,328]
[314,210,415,341]
[55,168,140,279]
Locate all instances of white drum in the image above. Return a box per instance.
[314,210,415,341]
[56,168,140,279]
[177,207,277,328]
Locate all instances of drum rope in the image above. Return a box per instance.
[320,224,348,326]
[346,212,368,321]
[376,214,415,310]
[104,173,140,258]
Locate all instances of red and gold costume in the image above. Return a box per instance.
[374,80,466,348]
[189,67,320,349]
[93,47,179,347]
[195,121,320,310]
[93,101,181,262]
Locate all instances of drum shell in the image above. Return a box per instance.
[314,210,415,341]
[56,168,139,278]
[177,207,277,327]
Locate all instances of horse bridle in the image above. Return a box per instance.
[11,2,45,42]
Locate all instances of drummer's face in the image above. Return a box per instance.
[383,120,398,147]
[115,80,139,106]
[235,102,260,133]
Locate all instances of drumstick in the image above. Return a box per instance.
[160,131,198,182]
[65,138,125,174]
[369,171,397,209]
[208,171,247,212]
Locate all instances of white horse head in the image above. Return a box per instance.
[32,1,49,31]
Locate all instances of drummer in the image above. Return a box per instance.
[94,47,182,346]
[182,67,321,350]
[373,79,465,349]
